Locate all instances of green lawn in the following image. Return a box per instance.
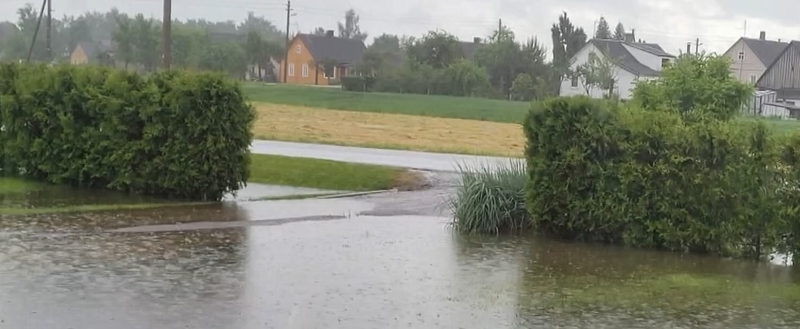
[249,154,414,191]
[0,155,417,215]
[243,83,530,123]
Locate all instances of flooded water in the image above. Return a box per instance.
[1,197,799,329]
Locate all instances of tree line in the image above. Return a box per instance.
[351,12,630,101]
[0,5,633,100]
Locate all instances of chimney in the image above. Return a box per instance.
[687,42,692,55]
[759,31,766,40]
[325,30,334,37]
[473,37,481,44]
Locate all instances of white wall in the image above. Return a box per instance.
[559,43,641,100]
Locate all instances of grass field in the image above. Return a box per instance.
[243,83,530,124]
[0,155,420,214]
[252,103,525,156]
[249,154,423,191]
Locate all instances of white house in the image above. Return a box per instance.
[560,39,676,100]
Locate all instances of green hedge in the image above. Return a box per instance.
[524,96,796,259]
[0,63,255,201]
[341,76,376,92]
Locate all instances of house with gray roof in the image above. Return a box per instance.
[723,31,789,85]
[756,40,800,105]
[281,30,366,85]
[560,38,676,100]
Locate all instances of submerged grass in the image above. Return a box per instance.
[539,272,800,312]
[447,159,529,234]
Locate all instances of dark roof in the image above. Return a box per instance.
[76,40,114,59]
[741,37,789,66]
[590,39,664,77]
[459,41,485,60]
[626,42,675,58]
[297,33,366,65]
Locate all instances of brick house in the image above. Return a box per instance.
[280,31,366,85]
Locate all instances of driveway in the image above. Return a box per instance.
[250,140,515,172]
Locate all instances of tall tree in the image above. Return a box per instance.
[131,14,160,72]
[112,14,134,68]
[613,22,626,40]
[405,30,462,69]
[595,17,612,39]
[337,9,367,41]
[551,12,587,94]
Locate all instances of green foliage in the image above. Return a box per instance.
[0,63,255,201]
[595,17,612,39]
[510,73,535,101]
[405,31,463,69]
[523,96,794,259]
[341,76,377,92]
[633,54,753,122]
[448,160,529,234]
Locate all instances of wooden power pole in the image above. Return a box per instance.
[162,0,172,69]
[46,0,52,61]
[282,0,291,83]
[26,0,48,62]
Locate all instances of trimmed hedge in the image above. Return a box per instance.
[341,76,376,92]
[0,63,255,201]
[524,96,796,259]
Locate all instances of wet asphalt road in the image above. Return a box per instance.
[250,140,514,172]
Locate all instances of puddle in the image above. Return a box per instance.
[0,204,799,329]
[224,183,347,202]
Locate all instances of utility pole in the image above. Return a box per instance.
[283,0,291,83]
[694,37,702,55]
[162,0,172,70]
[46,0,52,61]
[26,0,48,62]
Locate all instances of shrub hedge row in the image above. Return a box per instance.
[0,63,255,201]
[524,96,799,259]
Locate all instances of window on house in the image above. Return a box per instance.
[588,52,597,63]
[750,74,757,84]
[302,64,309,77]
[296,45,301,53]
[324,66,336,79]
[571,76,578,87]
[288,64,295,77]
[661,58,670,69]
[738,51,745,61]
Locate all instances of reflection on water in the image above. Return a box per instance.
[0,200,798,329]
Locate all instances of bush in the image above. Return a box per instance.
[0,63,254,201]
[524,96,790,259]
[341,76,376,92]
[447,159,529,234]
[633,54,752,121]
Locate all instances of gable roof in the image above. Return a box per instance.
[459,41,485,60]
[626,42,675,58]
[76,40,114,59]
[297,33,366,65]
[756,40,800,87]
[589,39,665,77]
[739,37,790,67]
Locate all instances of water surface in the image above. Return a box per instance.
[0,199,798,329]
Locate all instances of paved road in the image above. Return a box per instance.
[250,140,516,172]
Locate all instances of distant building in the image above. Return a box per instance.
[722,31,789,85]
[70,40,115,66]
[280,31,366,85]
[459,37,485,61]
[560,39,676,100]
[756,40,800,105]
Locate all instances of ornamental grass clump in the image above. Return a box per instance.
[447,159,529,234]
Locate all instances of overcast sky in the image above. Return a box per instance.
[2,0,799,56]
